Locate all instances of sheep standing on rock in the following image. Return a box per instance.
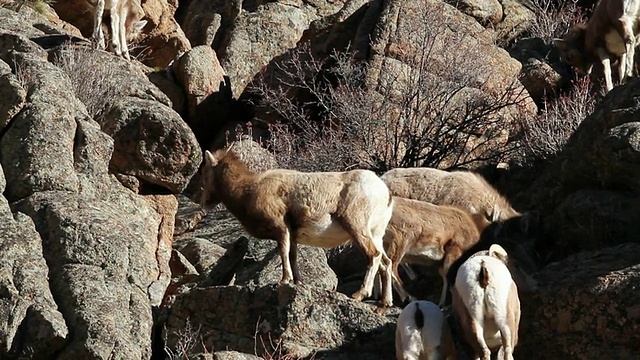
[200,149,396,307]
[396,300,457,360]
[384,197,489,306]
[88,0,147,60]
[451,244,521,360]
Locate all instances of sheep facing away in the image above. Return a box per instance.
[88,0,147,60]
[396,300,457,360]
[200,149,396,307]
[451,244,521,360]
[384,197,489,306]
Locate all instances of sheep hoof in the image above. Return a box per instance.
[294,279,303,285]
[374,305,389,315]
[279,278,292,286]
[351,290,367,301]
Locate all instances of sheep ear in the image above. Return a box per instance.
[133,20,147,33]
[204,150,218,166]
[489,244,508,260]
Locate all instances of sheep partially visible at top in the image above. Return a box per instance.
[200,148,396,308]
[88,0,147,60]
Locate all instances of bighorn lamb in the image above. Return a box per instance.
[396,300,457,360]
[89,0,147,60]
[384,197,489,306]
[381,167,520,222]
[451,244,521,360]
[554,0,640,91]
[200,149,395,307]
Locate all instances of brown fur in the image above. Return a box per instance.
[554,0,640,91]
[201,149,396,307]
[384,197,489,305]
[381,167,520,222]
[478,261,490,288]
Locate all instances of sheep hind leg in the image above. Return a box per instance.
[290,241,303,285]
[277,227,295,285]
[92,0,106,49]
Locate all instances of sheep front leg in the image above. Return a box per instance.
[597,47,614,91]
[93,0,106,49]
[278,228,295,285]
[110,8,123,57]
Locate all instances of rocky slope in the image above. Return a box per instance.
[0,0,638,359]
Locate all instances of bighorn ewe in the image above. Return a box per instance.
[396,300,457,360]
[88,0,147,60]
[451,244,521,360]
[445,218,540,297]
[384,197,489,306]
[200,149,395,307]
[381,167,520,222]
[554,0,640,91]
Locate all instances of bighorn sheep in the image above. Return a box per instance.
[384,197,489,306]
[381,167,520,222]
[451,244,521,360]
[200,149,395,307]
[446,219,539,297]
[554,0,640,91]
[89,0,147,60]
[396,300,457,360]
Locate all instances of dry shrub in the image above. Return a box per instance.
[527,0,586,41]
[252,0,531,173]
[164,319,212,360]
[52,44,123,119]
[517,76,600,163]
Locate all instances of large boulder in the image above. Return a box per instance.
[517,243,640,359]
[219,2,323,97]
[138,0,192,68]
[528,78,640,261]
[173,45,232,148]
[164,284,396,359]
[50,46,202,194]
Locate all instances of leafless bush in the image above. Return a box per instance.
[164,319,211,360]
[254,317,316,360]
[528,0,586,41]
[517,76,600,162]
[251,0,531,173]
[52,44,123,119]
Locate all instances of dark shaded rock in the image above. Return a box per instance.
[517,243,640,359]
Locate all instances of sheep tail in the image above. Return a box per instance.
[414,302,424,329]
[478,260,490,288]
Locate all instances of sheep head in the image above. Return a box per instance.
[200,150,223,210]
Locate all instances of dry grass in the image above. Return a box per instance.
[164,319,211,360]
[51,44,124,119]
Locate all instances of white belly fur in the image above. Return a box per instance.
[295,216,351,248]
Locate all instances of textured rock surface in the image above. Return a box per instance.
[165,284,396,359]
[173,45,232,148]
[529,79,640,261]
[517,243,640,359]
